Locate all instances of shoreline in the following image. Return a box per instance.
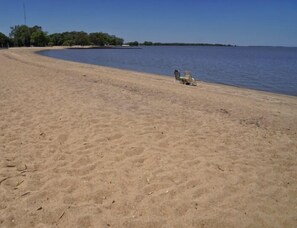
[1,47,297,227]
[37,46,297,97]
[37,46,296,99]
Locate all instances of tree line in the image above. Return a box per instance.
[0,25,124,47]
[1,24,233,48]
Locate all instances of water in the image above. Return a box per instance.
[39,46,297,96]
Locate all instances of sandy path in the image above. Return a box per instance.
[0,48,296,227]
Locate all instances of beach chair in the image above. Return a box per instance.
[184,71,197,86]
[174,70,181,81]
[174,70,197,86]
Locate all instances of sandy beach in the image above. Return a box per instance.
[0,47,296,227]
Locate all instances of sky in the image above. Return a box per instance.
[0,0,297,46]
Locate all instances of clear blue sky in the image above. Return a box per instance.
[0,0,297,46]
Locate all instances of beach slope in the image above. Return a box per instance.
[0,48,296,227]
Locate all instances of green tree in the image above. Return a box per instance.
[30,25,43,34]
[74,31,90,46]
[89,32,109,46]
[30,30,48,46]
[109,35,124,46]
[10,25,31,46]
[60,31,89,46]
[0,32,10,47]
[143,41,153,46]
[89,32,124,46]
[127,41,139,46]
[62,40,74,46]
[48,33,64,46]
[9,25,49,47]
[9,24,125,47]
[61,32,76,45]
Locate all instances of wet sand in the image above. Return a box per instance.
[0,47,297,227]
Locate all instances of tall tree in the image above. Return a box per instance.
[10,25,31,47]
[9,25,48,47]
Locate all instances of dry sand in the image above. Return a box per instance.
[0,47,296,228]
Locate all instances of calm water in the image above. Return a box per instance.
[40,46,297,96]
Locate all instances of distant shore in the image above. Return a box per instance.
[66,45,142,50]
[0,47,296,227]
